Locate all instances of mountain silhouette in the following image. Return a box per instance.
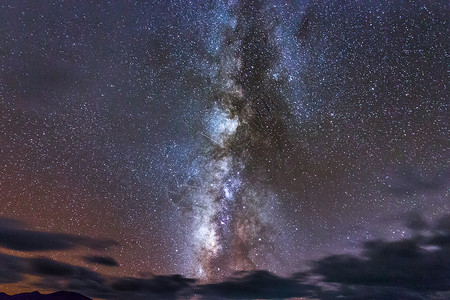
[0,292,91,300]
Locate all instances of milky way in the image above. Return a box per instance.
[170,0,300,279]
[160,0,449,280]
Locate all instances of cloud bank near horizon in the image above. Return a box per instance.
[0,214,449,299]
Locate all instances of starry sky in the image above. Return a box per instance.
[0,0,448,299]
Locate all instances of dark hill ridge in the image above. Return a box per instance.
[0,292,91,300]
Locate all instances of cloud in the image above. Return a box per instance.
[0,215,448,299]
[312,214,450,299]
[405,212,429,232]
[319,285,439,300]
[0,216,118,252]
[0,253,25,284]
[30,257,77,277]
[110,275,196,300]
[435,214,450,232]
[427,214,450,248]
[0,254,195,300]
[83,256,119,267]
[313,239,449,291]
[196,270,316,299]
[28,257,105,285]
[34,269,196,300]
[29,257,110,300]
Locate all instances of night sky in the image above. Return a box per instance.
[0,1,448,299]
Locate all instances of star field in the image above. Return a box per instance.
[0,0,448,298]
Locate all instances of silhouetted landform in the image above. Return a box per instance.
[0,291,91,300]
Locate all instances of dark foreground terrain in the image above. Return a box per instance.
[0,292,91,300]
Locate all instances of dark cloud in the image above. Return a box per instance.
[319,285,441,300]
[427,214,450,247]
[30,257,76,277]
[1,215,448,299]
[0,254,194,300]
[83,255,119,267]
[0,253,25,284]
[435,214,450,232]
[312,218,450,295]
[405,212,429,232]
[0,217,118,252]
[111,275,196,300]
[32,258,104,280]
[314,240,449,291]
[197,270,316,299]
[0,216,24,229]
[310,214,450,299]
[23,256,108,299]
[0,255,105,298]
